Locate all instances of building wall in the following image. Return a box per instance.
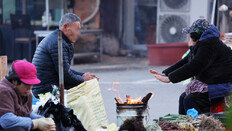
[100,0,119,36]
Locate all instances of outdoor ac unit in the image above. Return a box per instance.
[156,0,213,44]
[160,0,190,12]
[158,14,189,43]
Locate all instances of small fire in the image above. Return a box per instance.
[111,82,153,104]
[115,95,143,104]
[126,95,143,104]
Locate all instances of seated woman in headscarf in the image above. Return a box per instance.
[150,19,232,114]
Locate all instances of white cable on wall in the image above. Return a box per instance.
[82,0,100,24]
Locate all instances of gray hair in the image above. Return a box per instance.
[59,13,81,29]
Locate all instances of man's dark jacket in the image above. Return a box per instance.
[32,29,84,97]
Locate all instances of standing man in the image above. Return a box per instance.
[32,13,98,98]
[0,60,55,131]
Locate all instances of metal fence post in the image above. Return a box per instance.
[58,31,64,104]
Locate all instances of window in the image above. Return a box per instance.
[134,0,157,44]
[2,0,64,26]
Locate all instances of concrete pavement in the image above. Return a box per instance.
[71,56,186,125]
[7,56,186,125]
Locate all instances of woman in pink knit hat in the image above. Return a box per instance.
[0,60,55,131]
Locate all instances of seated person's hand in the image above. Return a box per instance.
[82,72,99,81]
[153,74,170,83]
[149,69,170,83]
[149,69,166,76]
[89,74,100,81]
[32,117,56,131]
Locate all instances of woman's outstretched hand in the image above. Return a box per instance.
[150,69,166,76]
[149,69,170,83]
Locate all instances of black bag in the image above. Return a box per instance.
[37,99,86,131]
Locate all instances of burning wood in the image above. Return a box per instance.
[115,97,124,104]
[141,92,153,104]
[111,82,153,105]
[126,95,143,104]
[115,92,153,104]
[115,95,143,104]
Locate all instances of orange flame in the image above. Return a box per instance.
[112,82,143,104]
[116,96,143,104]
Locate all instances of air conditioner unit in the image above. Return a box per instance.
[158,14,189,43]
[156,0,213,44]
[160,0,190,12]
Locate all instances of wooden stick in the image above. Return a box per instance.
[142,92,153,104]
[114,98,119,103]
[115,97,124,104]
[126,95,131,102]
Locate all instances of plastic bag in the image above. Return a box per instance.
[187,108,198,118]
[32,92,59,113]
[67,79,108,131]
[37,99,86,131]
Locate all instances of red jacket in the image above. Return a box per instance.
[0,77,32,117]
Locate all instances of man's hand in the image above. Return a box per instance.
[32,117,56,131]
[82,72,99,81]
[89,74,100,81]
